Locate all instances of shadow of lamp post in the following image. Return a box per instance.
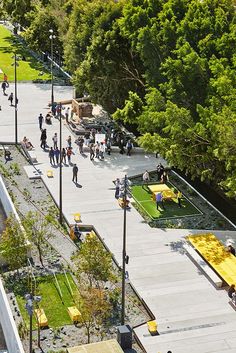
[25,294,41,353]
[11,54,20,145]
[120,175,131,325]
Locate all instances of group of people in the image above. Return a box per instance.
[142,169,182,211]
[1,75,17,110]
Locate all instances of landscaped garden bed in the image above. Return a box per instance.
[130,171,235,230]
[0,145,148,353]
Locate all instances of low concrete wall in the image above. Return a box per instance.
[0,279,25,353]
[0,175,20,221]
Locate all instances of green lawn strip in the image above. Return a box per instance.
[0,25,50,81]
[131,185,201,220]
[16,273,77,329]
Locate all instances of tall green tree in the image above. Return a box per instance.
[21,211,53,266]
[0,214,28,271]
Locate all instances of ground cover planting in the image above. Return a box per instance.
[0,25,50,81]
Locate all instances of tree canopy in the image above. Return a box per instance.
[2,0,236,196]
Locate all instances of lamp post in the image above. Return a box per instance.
[59,102,63,225]
[49,29,56,111]
[25,294,41,353]
[12,54,19,145]
[120,175,130,325]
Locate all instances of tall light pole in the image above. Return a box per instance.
[120,175,130,325]
[59,102,63,225]
[25,294,41,353]
[12,54,19,145]
[49,29,56,111]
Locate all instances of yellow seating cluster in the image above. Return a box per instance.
[187,233,236,285]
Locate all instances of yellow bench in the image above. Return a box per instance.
[187,233,236,285]
[67,306,81,322]
[147,320,158,335]
[35,308,48,328]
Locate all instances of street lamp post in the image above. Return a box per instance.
[25,294,41,353]
[121,175,130,325]
[49,29,56,111]
[12,53,19,145]
[59,102,63,225]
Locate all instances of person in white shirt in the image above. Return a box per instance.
[142,170,150,188]
[99,142,105,160]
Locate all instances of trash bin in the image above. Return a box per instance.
[117,325,132,349]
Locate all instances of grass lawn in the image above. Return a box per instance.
[16,273,78,329]
[131,183,201,220]
[0,25,50,81]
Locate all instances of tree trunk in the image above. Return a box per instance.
[87,327,90,343]
[37,245,44,266]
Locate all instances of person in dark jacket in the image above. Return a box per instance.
[40,129,47,149]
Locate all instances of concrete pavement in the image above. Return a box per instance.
[1,83,236,353]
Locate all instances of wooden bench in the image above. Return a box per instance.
[183,242,223,288]
[35,308,48,328]
[187,233,236,286]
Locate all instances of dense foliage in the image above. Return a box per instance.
[2,0,236,196]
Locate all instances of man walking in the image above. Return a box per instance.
[72,164,78,183]
[156,192,165,211]
[52,133,58,149]
[54,147,60,164]
[8,92,13,106]
[49,147,55,165]
[40,129,47,149]
[38,113,43,130]
[142,170,150,188]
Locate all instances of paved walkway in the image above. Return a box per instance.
[1,83,236,353]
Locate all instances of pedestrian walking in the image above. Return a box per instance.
[156,163,164,181]
[49,147,55,165]
[142,170,150,188]
[67,147,72,164]
[115,178,120,199]
[106,138,111,155]
[176,190,182,208]
[95,142,100,158]
[8,92,13,106]
[126,139,133,156]
[61,148,67,164]
[156,192,165,210]
[78,137,84,154]
[89,143,95,161]
[72,164,78,183]
[3,73,8,83]
[52,133,58,149]
[38,113,43,130]
[40,129,47,149]
[2,81,7,95]
[67,135,72,148]
[99,142,105,160]
[54,147,60,164]
[161,171,169,184]
[65,106,70,123]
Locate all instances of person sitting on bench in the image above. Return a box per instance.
[74,224,81,240]
[4,149,11,161]
[21,136,34,150]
